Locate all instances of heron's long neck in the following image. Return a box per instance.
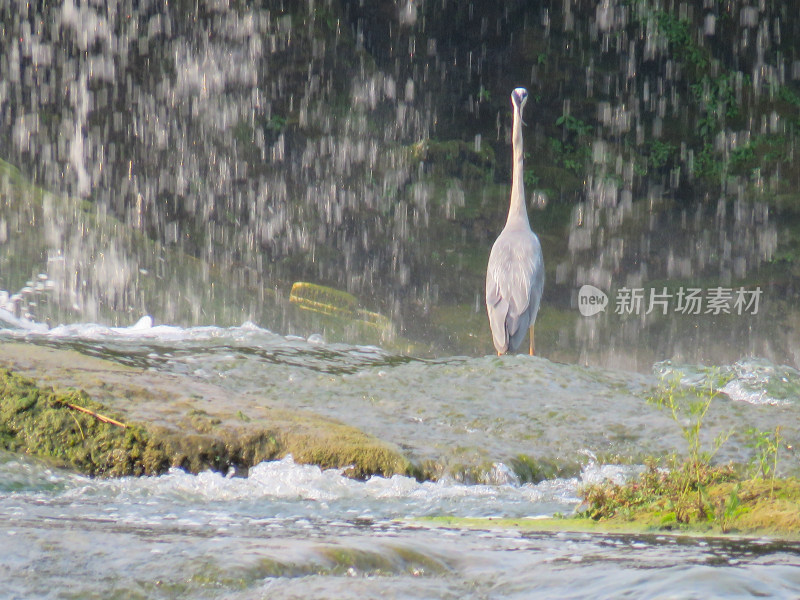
[507,107,529,228]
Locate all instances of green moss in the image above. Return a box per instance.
[0,366,414,479]
[0,368,163,476]
[728,479,800,533]
[316,546,396,575]
[287,281,398,348]
[184,409,222,433]
[282,415,416,479]
[161,543,448,593]
[387,545,451,576]
[315,543,449,576]
[412,515,672,535]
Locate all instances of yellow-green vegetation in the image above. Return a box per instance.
[578,373,798,536]
[0,365,414,479]
[279,427,412,479]
[411,515,696,536]
[578,466,800,536]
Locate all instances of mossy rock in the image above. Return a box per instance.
[509,453,581,483]
[0,361,415,479]
[0,368,161,476]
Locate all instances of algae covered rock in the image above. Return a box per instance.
[0,368,160,476]
[0,344,415,479]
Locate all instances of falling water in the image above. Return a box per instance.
[0,0,799,363]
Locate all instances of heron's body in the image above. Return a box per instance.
[485,88,544,355]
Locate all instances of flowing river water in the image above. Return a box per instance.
[2,0,800,597]
[1,322,800,599]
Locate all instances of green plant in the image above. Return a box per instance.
[696,114,716,139]
[523,168,539,188]
[716,482,745,533]
[649,140,676,169]
[690,73,739,140]
[579,455,735,524]
[746,426,783,497]
[266,114,287,132]
[648,374,729,470]
[730,143,756,167]
[556,114,593,137]
[693,142,721,181]
[779,85,800,107]
[646,373,733,519]
[547,136,591,175]
[656,11,708,72]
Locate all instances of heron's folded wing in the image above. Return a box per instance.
[490,234,538,318]
[486,259,510,351]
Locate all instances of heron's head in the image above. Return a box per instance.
[511,87,528,113]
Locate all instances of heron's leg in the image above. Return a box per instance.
[528,326,535,356]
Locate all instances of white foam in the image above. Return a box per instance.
[130,315,154,330]
[579,461,641,486]
[12,317,278,345]
[722,358,798,406]
[722,379,774,405]
[0,307,48,333]
[306,333,325,345]
[55,455,578,518]
[654,358,798,406]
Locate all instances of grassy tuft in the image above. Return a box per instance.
[578,370,797,534]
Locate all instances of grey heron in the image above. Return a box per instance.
[485,87,545,355]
